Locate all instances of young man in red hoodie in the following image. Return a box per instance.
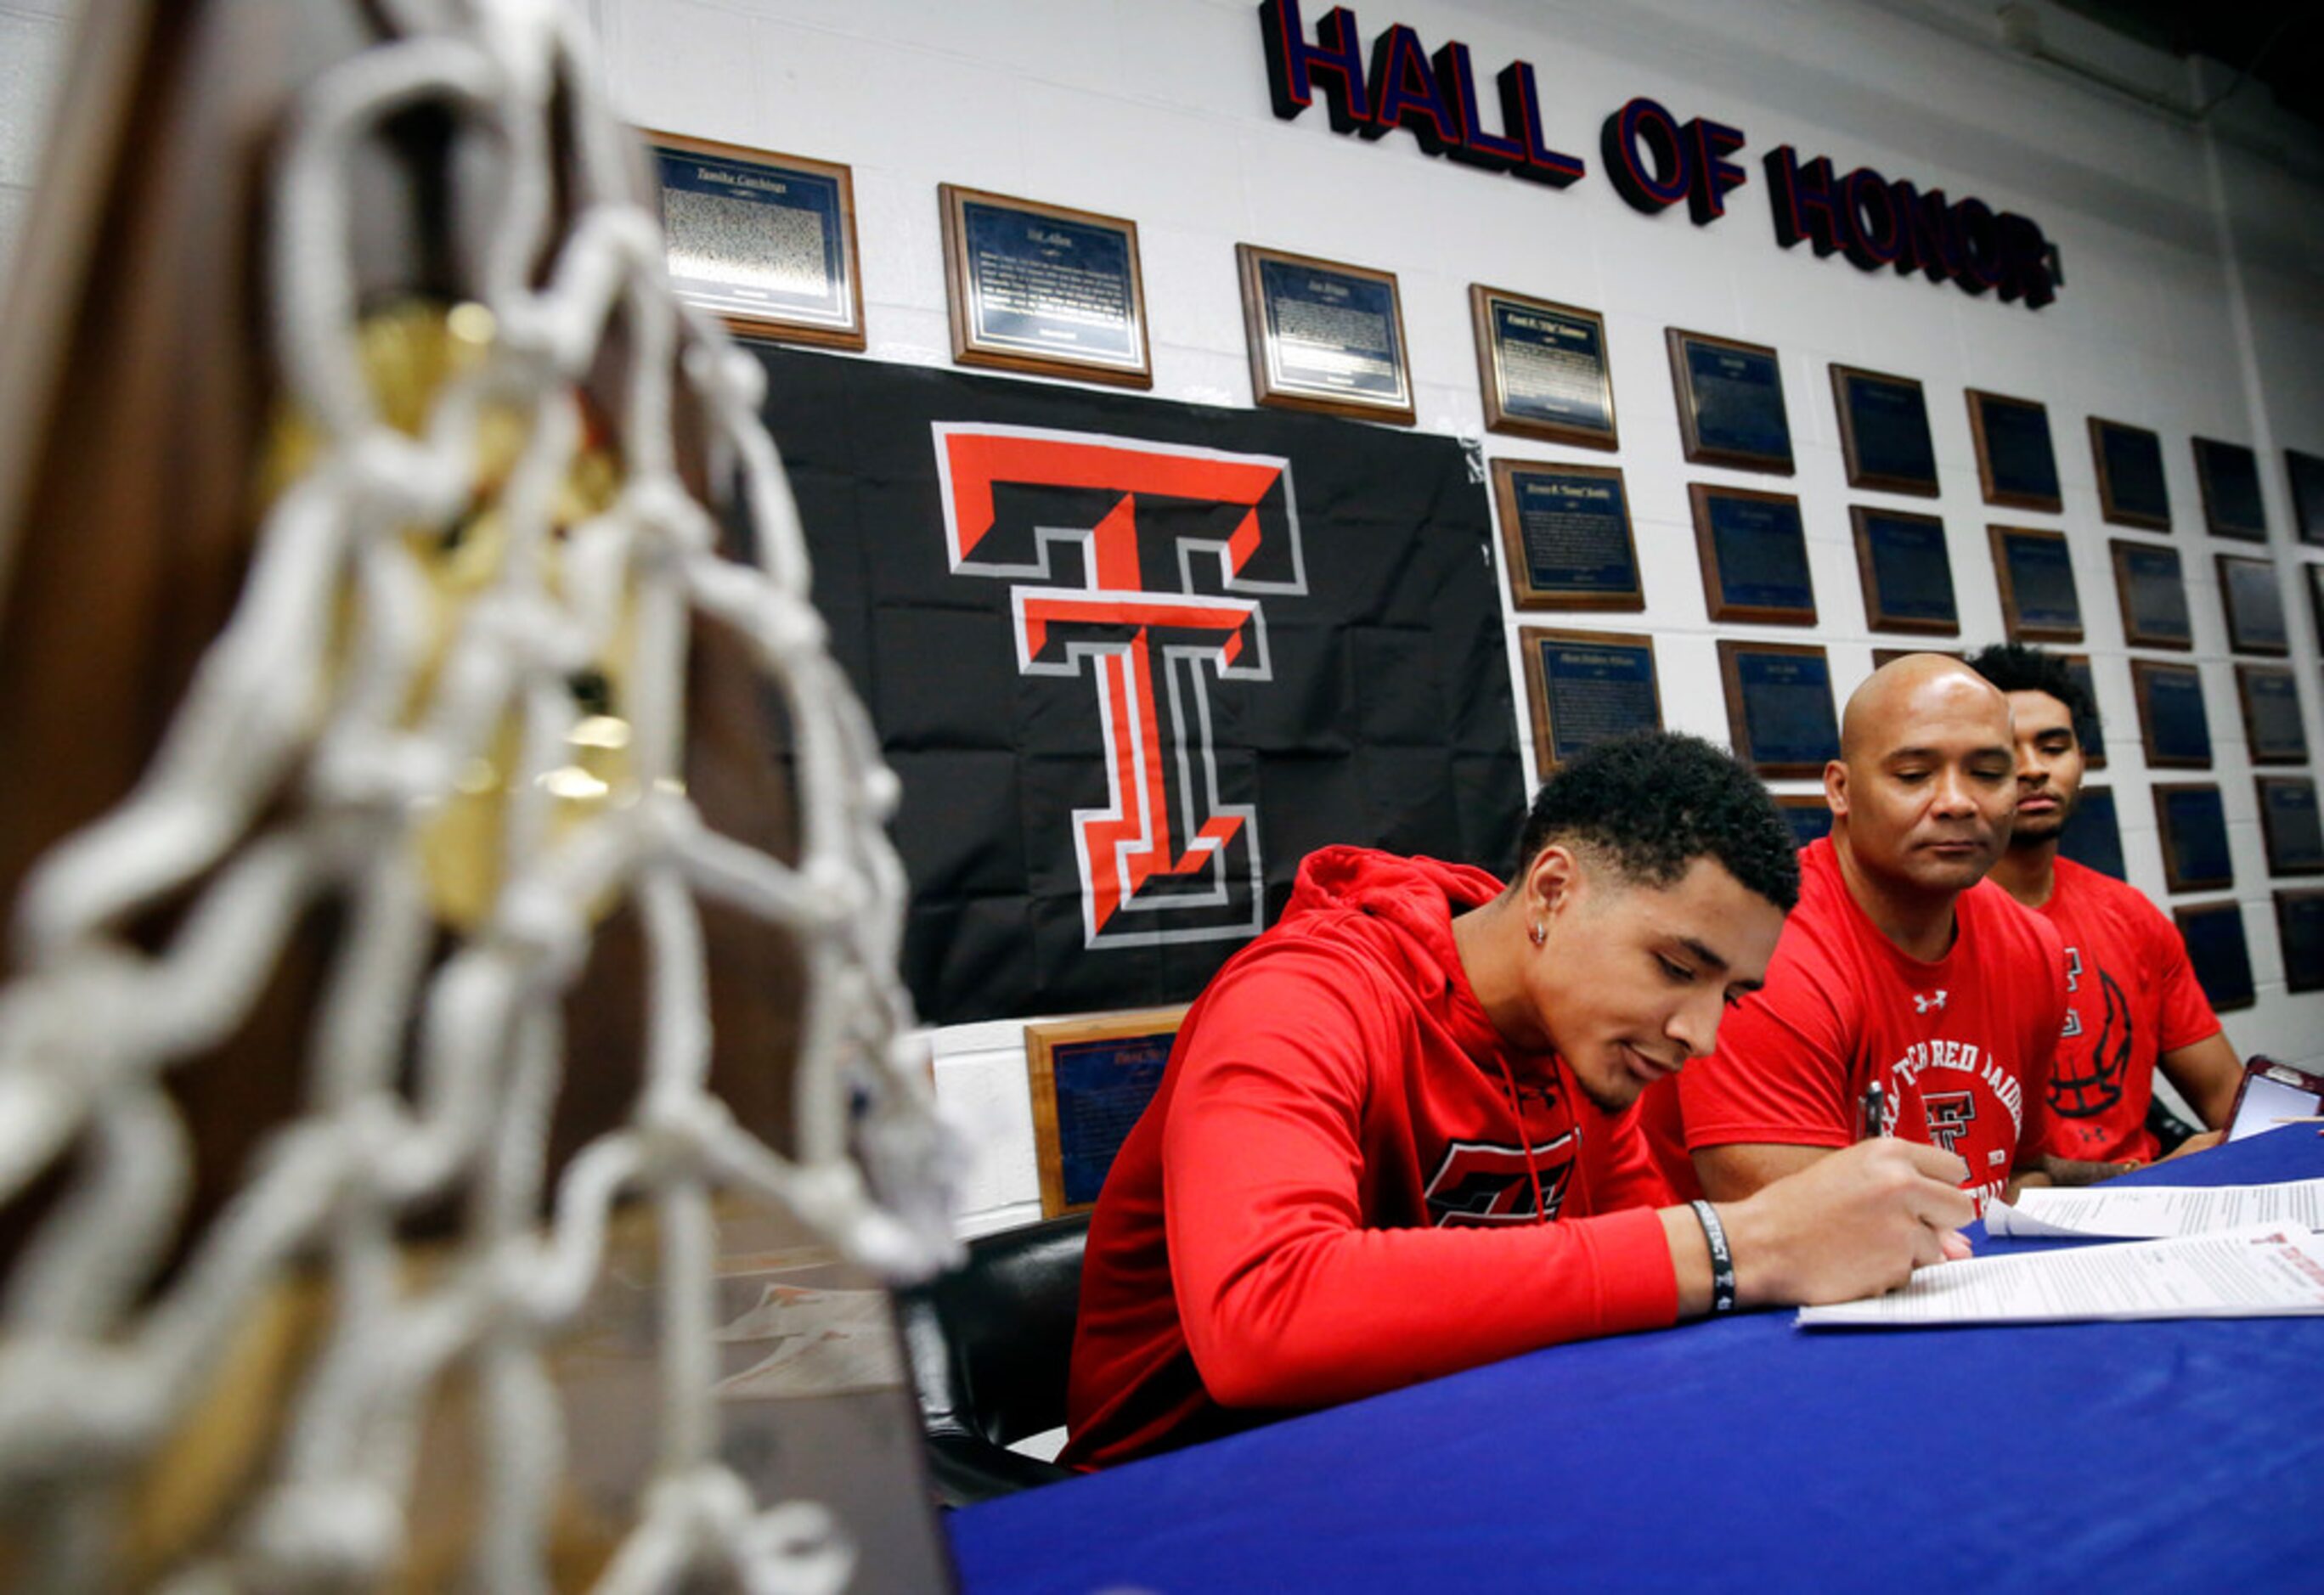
[1064,731,1979,1468]
[1965,643,2241,1175]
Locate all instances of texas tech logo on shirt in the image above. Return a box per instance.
[933,425,1307,949]
[1922,1091,1977,1153]
[1424,1135,1577,1226]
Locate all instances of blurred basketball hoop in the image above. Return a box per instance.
[0,2,959,1589]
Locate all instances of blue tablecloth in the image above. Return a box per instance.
[948,1127,2324,1593]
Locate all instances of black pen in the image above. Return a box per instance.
[1859,1081,1886,1141]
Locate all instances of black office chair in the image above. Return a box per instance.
[900,1211,1090,1507]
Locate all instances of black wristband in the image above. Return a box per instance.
[1689,1199,1736,1316]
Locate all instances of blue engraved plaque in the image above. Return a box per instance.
[2064,655,2106,768]
[1721,642,1839,776]
[651,137,862,346]
[2175,903,2254,1012]
[2155,785,2232,892]
[2238,665,2308,764]
[2135,661,2212,769]
[2218,555,2290,656]
[2276,890,2324,991]
[1670,330,1793,473]
[1778,798,1834,851]
[2194,437,2267,542]
[1992,527,2082,640]
[1523,630,1662,771]
[1971,391,2061,510]
[1834,367,1938,496]
[1245,247,1411,416]
[945,185,1148,385]
[2290,448,2324,547]
[2112,541,2191,650]
[1695,487,1814,623]
[1494,462,1641,608]
[2058,786,2125,880]
[1048,1029,1172,1208]
[2259,778,2324,876]
[1476,288,1616,448]
[1853,509,1958,634]
[2091,418,2169,529]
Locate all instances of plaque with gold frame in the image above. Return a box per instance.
[1691,484,1815,625]
[1966,389,2062,512]
[1470,285,1616,449]
[2131,659,2212,769]
[2216,554,2290,657]
[941,183,1151,387]
[2174,900,2254,1012]
[1718,640,1839,779]
[1988,525,2082,643]
[1519,627,1662,778]
[1025,1006,1186,1218]
[1667,328,1794,474]
[1830,365,1938,497]
[1492,459,1642,611]
[2152,783,2232,893]
[2111,539,2192,651]
[1238,244,1413,423]
[646,132,866,349]
[2089,416,2170,531]
[2236,663,2309,765]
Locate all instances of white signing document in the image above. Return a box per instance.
[1984,1179,2324,1240]
[1795,1224,2324,1328]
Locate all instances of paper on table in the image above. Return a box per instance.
[1986,1178,2324,1239]
[1795,1224,2324,1328]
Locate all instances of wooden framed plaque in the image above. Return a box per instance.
[1830,365,1938,497]
[1691,484,1816,624]
[1470,285,1616,449]
[1025,1006,1186,1217]
[1966,389,2062,512]
[2307,563,2324,648]
[2058,785,2126,880]
[1492,460,1642,611]
[2236,663,2309,765]
[2089,417,2170,531]
[1518,627,1662,777]
[2131,659,2213,769]
[2173,900,2255,1012]
[1851,508,1958,634]
[2257,777,2324,877]
[1717,640,1840,778]
[1989,525,2083,642]
[2192,437,2267,542]
[940,183,1151,387]
[2216,555,2290,657]
[646,132,866,349]
[2289,448,2324,547]
[2064,653,2107,770]
[2110,539,2192,651]
[2152,783,2233,893]
[1238,244,1413,423]
[1667,328,1794,474]
[1775,794,1834,849]
[2274,889,2324,992]
[1872,647,1962,669]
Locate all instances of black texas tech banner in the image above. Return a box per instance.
[750,346,1525,1024]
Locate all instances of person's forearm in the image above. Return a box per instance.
[2034,1153,2141,1186]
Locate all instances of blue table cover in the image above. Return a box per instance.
[948,1127,2324,1592]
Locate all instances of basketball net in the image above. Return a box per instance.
[0,2,957,1588]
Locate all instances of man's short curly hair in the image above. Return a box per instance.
[1516,731,1800,911]
[1963,642,2095,724]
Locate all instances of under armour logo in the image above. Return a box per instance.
[1914,990,1949,1013]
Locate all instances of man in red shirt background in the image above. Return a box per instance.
[1639,654,2068,1212]
[1065,732,1981,1468]
[1966,643,2241,1175]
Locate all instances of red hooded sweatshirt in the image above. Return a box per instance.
[1061,846,1681,1469]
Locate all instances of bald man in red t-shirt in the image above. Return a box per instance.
[1639,655,2069,1212]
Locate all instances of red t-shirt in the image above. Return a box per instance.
[1062,847,1680,1470]
[1639,837,2067,1214]
[2033,856,2222,1164]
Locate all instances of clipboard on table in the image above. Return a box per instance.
[2225,1057,2324,1141]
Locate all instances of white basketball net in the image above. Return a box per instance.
[0,2,956,1590]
